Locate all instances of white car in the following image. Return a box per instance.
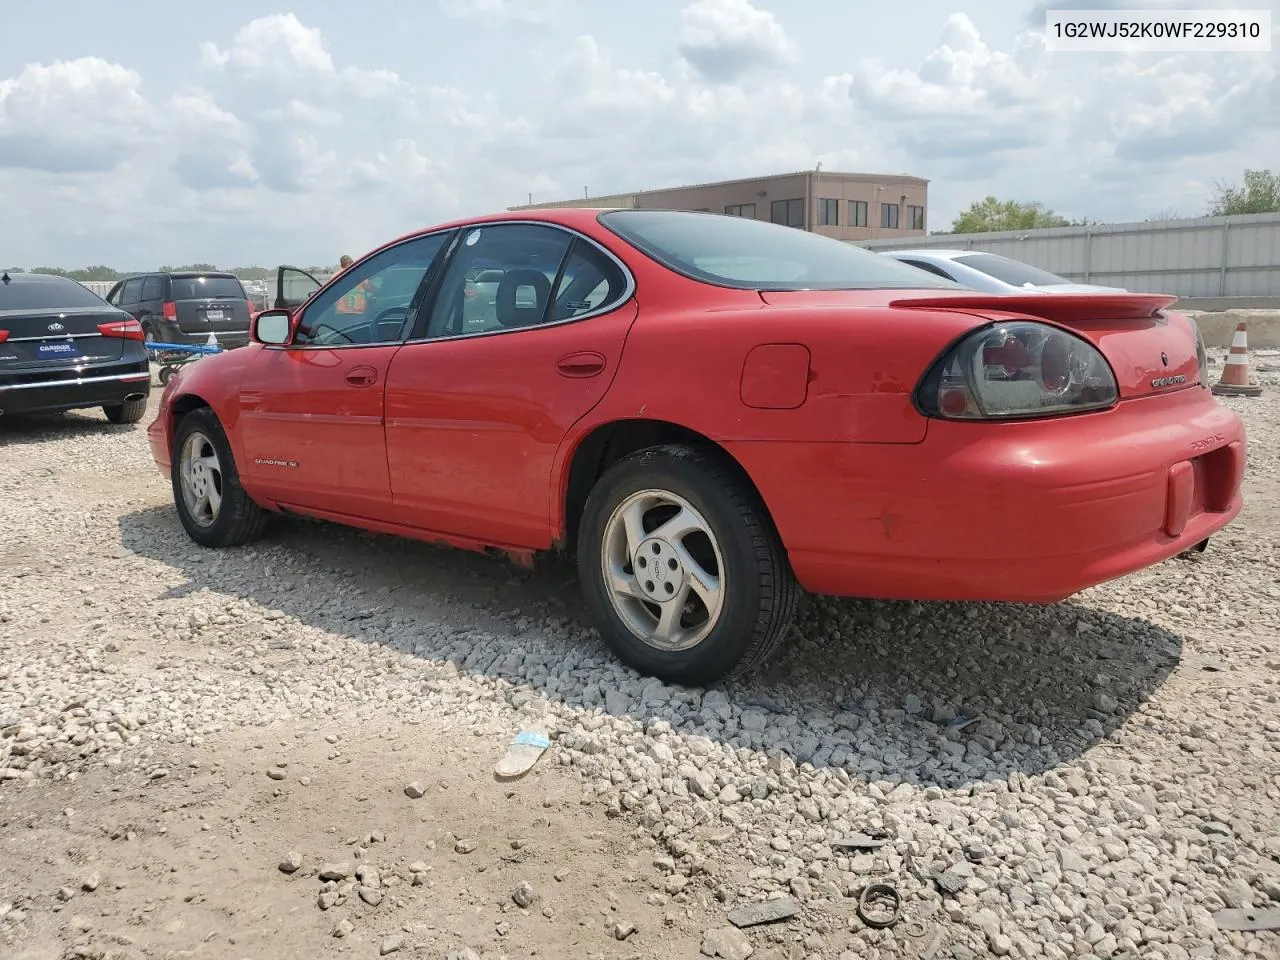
[879,249,1127,295]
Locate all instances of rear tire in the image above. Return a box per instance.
[171,407,268,548]
[577,444,798,687]
[103,398,147,424]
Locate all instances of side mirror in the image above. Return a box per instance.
[253,308,293,346]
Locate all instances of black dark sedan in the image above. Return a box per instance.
[0,272,151,423]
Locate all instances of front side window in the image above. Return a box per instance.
[426,223,595,338]
[296,233,451,346]
[120,277,143,303]
[599,209,960,291]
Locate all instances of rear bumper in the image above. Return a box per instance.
[0,364,151,417]
[727,387,1246,603]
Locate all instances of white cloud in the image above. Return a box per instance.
[0,58,155,174]
[0,3,1275,268]
[676,0,797,82]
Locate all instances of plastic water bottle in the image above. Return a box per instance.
[205,331,218,352]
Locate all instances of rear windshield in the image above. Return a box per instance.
[598,209,959,291]
[170,276,245,300]
[953,253,1069,287]
[0,276,110,311]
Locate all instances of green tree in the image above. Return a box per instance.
[226,265,275,281]
[31,266,70,276]
[950,196,1072,233]
[158,262,220,273]
[1208,169,1280,216]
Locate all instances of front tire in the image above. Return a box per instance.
[171,407,268,547]
[103,398,147,424]
[577,444,798,687]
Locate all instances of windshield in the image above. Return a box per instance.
[598,210,959,291]
[171,276,245,300]
[0,276,110,311]
[953,253,1071,287]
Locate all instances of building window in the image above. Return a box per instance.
[849,200,868,227]
[724,203,756,218]
[771,198,805,229]
[817,198,839,226]
[881,203,899,229]
[908,205,925,230]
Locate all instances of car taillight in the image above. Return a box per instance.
[917,321,1118,420]
[0,330,8,343]
[1194,323,1209,388]
[97,318,146,341]
[162,301,177,320]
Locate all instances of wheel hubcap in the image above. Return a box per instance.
[179,431,224,528]
[601,489,725,652]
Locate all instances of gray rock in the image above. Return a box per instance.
[701,925,754,959]
[278,851,303,874]
[404,781,425,799]
[611,920,637,940]
[318,862,351,881]
[728,897,798,927]
[379,934,405,955]
[513,880,535,908]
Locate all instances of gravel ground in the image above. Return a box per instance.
[1,373,1278,960]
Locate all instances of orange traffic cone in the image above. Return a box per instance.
[1211,320,1263,397]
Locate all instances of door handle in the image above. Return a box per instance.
[345,364,378,387]
[556,351,607,378]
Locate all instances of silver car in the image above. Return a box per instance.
[879,249,1127,295]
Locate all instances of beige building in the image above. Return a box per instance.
[510,170,928,242]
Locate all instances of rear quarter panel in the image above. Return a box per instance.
[578,301,984,444]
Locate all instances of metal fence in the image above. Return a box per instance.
[858,211,1280,298]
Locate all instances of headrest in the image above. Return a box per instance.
[495,268,551,328]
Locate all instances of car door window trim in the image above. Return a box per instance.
[282,230,457,351]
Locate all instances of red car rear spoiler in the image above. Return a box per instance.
[887,292,1179,323]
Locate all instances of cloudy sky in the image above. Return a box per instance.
[1,0,1276,270]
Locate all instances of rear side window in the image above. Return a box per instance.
[0,277,110,311]
[550,239,630,321]
[141,276,163,300]
[171,276,245,300]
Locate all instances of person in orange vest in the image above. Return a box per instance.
[333,254,372,316]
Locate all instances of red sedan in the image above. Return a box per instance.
[147,209,1246,686]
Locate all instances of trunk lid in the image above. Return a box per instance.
[0,305,127,368]
[758,290,1201,401]
[170,275,251,338]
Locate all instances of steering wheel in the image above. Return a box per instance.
[309,321,356,344]
[372,305,410,338]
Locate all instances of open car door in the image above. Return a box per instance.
[274,265,325,310]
